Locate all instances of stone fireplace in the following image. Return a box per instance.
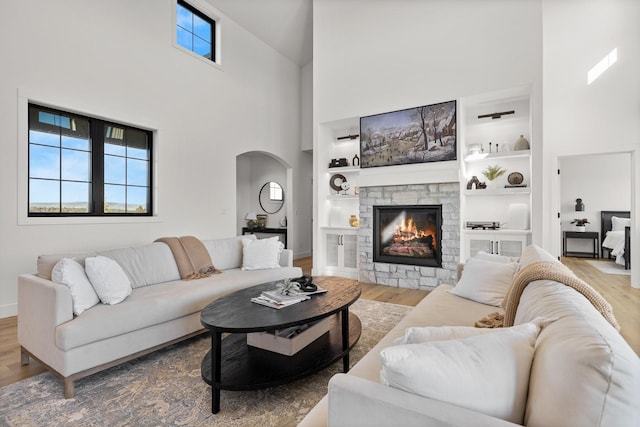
[373,204,442,268]
[359,183,459,290]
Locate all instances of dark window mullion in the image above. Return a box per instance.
[91,120,104,214]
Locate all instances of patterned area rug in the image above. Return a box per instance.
[0,299,411,427]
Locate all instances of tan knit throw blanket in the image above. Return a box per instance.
[155,236,221,280]
[476,261,619,330]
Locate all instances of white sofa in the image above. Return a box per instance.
[18,235,302,398]
[299,244,640,427]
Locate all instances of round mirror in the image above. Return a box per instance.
[259,181,285,214]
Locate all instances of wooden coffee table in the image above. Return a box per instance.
[200,277,361,413]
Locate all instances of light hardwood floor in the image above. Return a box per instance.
[1,256,637,390]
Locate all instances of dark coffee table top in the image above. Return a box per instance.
[200,277,361,333]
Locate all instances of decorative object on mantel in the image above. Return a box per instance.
[575,198,584,211]
[507,171,524,186]
[513,134,530,150]
[354,186,360,195]
[329,158,349,168]
[571,218,590,232]
[477,110,515,119]
[279,216,287,227]
[352,154,360,166]
[336,134,359,141]
[466,175,486,190]
[329,173,348,192]
[360,100,456,168]
[349,215,360,227]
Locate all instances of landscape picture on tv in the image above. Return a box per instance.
[359,100,456,168]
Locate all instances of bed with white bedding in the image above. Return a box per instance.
[601,210,631,269]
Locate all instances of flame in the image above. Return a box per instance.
[391,217,437,249]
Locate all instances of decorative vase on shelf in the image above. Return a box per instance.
[514,135,530,151]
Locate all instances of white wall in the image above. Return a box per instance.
[560,153,631,253]
[0,0,308,317]
[543,0,639,286]
[313,0,543,265]
[301,61,313,151]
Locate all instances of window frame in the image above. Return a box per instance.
[174,0,221,68]
[27,103,154,218]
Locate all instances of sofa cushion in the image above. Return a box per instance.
[98,243,180,288]
[55,266,302,351]
[51,258,100,316]
[450,257,518,306]
[202,235,256,271]
[380,323,539,424]
[37,252,96,280]
[514,279,640,427]
[85,256,132,305]
[241,236,283,270]
[518,243,557,268]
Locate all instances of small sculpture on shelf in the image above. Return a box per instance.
[466,175,486,190]
[352,154,360,166]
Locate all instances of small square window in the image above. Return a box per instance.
[176,0,215,61]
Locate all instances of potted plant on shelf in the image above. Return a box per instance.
[481,164,507,188]
[571,218,590,232]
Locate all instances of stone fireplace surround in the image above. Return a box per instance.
[358,182,460,290]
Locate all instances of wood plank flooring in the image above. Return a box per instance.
[1,256,636,390]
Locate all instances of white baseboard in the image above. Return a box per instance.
[0,303,17,319]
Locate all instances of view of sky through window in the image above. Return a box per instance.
[176,1,214,60]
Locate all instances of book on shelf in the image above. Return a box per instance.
[251,287,328,309]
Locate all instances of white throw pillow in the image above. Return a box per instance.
[85,256,132,305]
[611,216,631,231]
[380,324,539,424]
[473,250,519,264]
[449,257,517,306]
[241,237,284,271]
[51,258,100,315]
[394,317,554,345]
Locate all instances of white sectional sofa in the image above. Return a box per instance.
[299,244,640,427]
[18,235,302,398]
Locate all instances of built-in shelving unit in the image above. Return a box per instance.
[315,118,361,279]
[459,86,533,259]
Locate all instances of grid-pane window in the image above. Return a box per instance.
[28,104,152,216]
[177,0,215,61]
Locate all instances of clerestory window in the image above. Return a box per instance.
[176,0,215,61]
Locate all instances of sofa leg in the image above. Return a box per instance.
[64,379,75,399]
[20,347,30,365]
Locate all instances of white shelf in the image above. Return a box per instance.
[464,187,530,196]
[463,229,531,235]
[464,150,530,163]
[326,195,359,200]
[327,166,360,173]
[321,226,359,231]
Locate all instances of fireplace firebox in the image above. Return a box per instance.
[373,204,442,268]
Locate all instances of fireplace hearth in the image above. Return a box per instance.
[373,204,442,268]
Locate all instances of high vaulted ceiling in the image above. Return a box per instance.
[206,0,313,67]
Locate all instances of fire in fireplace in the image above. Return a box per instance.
[373,204,442,267]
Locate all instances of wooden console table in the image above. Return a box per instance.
[242,227,287,248]
[562,231,599,258]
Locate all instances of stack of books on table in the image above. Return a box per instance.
[251,287,327,309]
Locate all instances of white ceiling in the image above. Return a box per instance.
[206,0,313,67]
